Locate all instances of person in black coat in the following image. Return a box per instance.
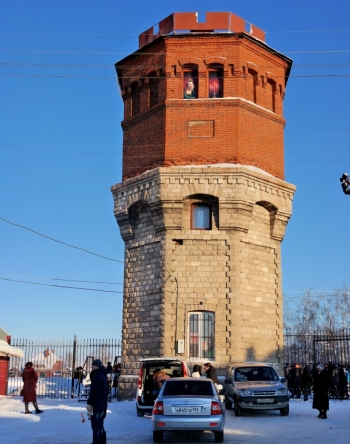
[312,363,330,419]
[106,362,113,374]
[301,365,312,401]
[204,362,218,384]
[87,359,109,444]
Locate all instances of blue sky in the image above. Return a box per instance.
[1,1,349,340]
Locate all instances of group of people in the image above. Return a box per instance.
[285,361,350,419]
[191,362,218,383]
[285,363,311,400]
[21,357,341,444]
[21,359,120,444]
[286,362,349,401]
[152,362,219,396]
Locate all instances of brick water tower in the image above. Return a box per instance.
[111,12,296,398]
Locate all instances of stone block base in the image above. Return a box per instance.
[117,375,138,401]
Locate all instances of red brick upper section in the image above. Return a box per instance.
[116,23,292,181]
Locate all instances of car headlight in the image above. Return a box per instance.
[237,389,252,395]
[277,388,288,395]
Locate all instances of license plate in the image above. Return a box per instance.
[257,398,274,403]
[174,407,200,413]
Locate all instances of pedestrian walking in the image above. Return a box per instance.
[87,359,108,444]
[110,364,119,398]
[22,362,43,414]
[312,363,330,419]
[74,366,84,397]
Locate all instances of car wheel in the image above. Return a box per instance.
[280,405,289,416]
[225,397,233,410]
[136,405,144,417]
[153,430,163,443]
[234,399,243,417]
[214,430,224,443]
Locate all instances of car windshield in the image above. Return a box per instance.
[163,380,214,396]
[234,366,278,382]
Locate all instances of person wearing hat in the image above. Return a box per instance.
[22,362,43,414]
[87,359,108,443]
[106,362,113,374]
[312,363,330,419]
[204,362,218,384]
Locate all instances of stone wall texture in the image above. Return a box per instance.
[111,165,295,399]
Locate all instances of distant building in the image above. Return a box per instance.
[112,11,296,399]
[30,348,63,374]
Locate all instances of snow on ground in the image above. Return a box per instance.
[0,396,349,444]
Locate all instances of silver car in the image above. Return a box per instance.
[151,377,225,443]
[223,362,289,416]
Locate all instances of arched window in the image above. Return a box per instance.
[148,71,159,108]
[191,204,211,229]
[267,78,276,112]
[248,68,258,103]
[208,65,223,98]
[131,82,140,116]
[188,312,215,360]
[183,65,198,99]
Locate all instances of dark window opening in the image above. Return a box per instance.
[149,73,159,108]
[248,69,258,103]
[267,79,276,112]
[131,83,140,116]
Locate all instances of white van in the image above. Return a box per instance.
[136,357,190,416]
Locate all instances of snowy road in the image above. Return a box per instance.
[0,396,349,443]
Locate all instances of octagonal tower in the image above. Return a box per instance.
[112,12,295,399]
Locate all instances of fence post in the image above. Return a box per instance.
[313,332,317,364]
[71,335,77,398]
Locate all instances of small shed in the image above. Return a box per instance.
[0,328,24,395]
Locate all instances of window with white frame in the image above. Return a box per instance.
[188,311,215,360]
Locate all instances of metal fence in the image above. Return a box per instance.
[7,331,350,398]
[7,336,121,399]
[284,329,350,366]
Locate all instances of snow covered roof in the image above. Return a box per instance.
[30,349,62,368]
[0,340,24,358]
